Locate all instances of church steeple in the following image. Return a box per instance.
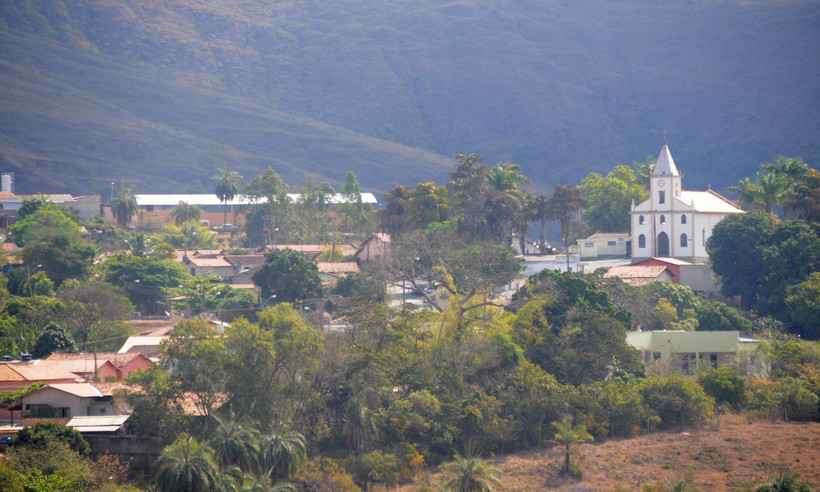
[652,144,680,177]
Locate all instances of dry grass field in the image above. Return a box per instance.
[399,416,820,491]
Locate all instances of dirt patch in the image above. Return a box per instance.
[396,416,820,491]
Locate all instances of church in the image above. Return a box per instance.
[631,145,743,261]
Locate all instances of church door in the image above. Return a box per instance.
[657,232,670,257]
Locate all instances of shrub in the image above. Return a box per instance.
[776,378,819,422]
[698,366,746,410]
[639,376,715,429]
[12,422,91,456]
[755,470,811,492]
[293,457,360,492]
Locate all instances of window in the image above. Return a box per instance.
[584,242,594,248]
[681,214,687,224]
[659,191,666,204]
[680,233,688,247]
[607,240,617,246]
[638,234,646,248]
[709,353,718,369]
[660,215,666,224]
[639,215,645,225]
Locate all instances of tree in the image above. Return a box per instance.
[22,230,97,285]
[341,171,369,236]
[10,203,81,247]
[546,185,585,270]
[696,300,753,332]
[31,323,76,358]
[209,415,261,472]
[155,433,221,492]
[245,167,290,244]
[785,273,820,339]
[552,416,593,476]
[531,193,550,253]
[111,186,138,227]
[172,276,256,315]
[103,254,189,314]
[160,220,217,251]
[171,201,202,225]
[17,197,48,220]
[214,167,242,227]
[580,164,648,232]
[440,456,502,492]
[57,281,134,350]
[707,212,775,308]
[259,431,307,480]
[252,249,322,303]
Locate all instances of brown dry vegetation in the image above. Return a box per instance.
[399,416,820,491]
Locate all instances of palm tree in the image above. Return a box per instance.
[209,415,261,472]
[487,163,527,192]
[552,416,593,476]
[259,431,307,480]
[734,173,787,214]
[441,455,502,492]
[111,186,138,227]
[546,185,585,270]
[154,433,221,492]
[214,167,242,228]
[172,201,202,225]
[532,193,550,254]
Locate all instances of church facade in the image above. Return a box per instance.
[631,145,743,261]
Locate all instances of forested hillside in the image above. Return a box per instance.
[1,0,818,193]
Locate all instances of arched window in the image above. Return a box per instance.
[681,214,687,224]
[638,234,646,248]
[680,233,688,247]
[660,215,666,224]
[639,215,645,225]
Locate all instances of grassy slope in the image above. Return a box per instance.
[0,1,819,193]
[400,417,820,490]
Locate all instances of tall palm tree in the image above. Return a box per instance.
[171,201,202,225]
[259,430,307,480]
[111,186,138,227]
[487,163,527,192]
[154,433,221,492]
[546,185,585,270]
[209,415,261,472]
[532,193,550,254]
[214,167,242,227]
[552,416,593,476]
[441,456,502,492]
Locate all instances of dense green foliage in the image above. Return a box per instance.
[102,254,189,314]
[580,163,649,232]
[252,250,322,303]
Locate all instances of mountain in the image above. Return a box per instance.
[1,0,818,194]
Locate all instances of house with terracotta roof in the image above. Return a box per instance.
[631,145,743,260]
[604,263,675,287]
[45,352,153,381]
[0,362,82,391]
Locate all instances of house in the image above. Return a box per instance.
[45,353,153,381]
[268,244,357,259]
[183,251,235,279]
[317,262,360,286]
[356,232,392,264]
[0,191,101,227]
[605,257,722,293]
[604,264,675,286]
[127,193,378,229]
[117,336,168,360]
[0,362,82,391]
[21,383,113,419]
[631,145,743,260]
[626,330,767,376]
[576,232,630,260]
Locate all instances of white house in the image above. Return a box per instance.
[576,232,630,260]
[631,145,743,260]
